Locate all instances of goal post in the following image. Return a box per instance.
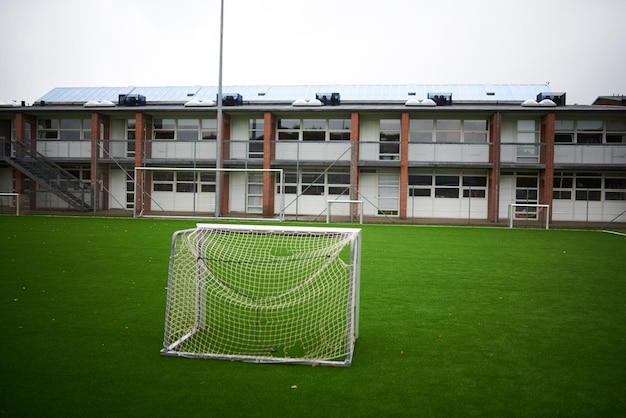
[508,203,550,229]
[161,223,362,367]
[327,200,363,224]
[0,193,20,216]
[133,167,284,220]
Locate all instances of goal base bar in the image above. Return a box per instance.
[159,349,353,368]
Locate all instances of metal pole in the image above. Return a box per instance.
[215,0,224,218]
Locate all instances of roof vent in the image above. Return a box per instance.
[119,94,146,106]
[405,99,437,107]
[427,92,452,106]
[184,99,216,107]
[315,92,340,106]
[537,92,565,106]
[84,100,116,108]
[220,93,243,106]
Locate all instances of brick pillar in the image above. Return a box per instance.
[540,112,555,221]
[399,112,410,220]
[487,112,502,222]
[350,112,360,220]
[262,112,276,216]
[219,113,231,216]
[90,113,110,210]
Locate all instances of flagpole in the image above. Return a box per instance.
[215,0,224,217]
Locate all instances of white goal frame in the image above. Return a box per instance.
[161,223,362,367]
[0,193,20,216]
[133,167,284,220]
[327,200,363,224]
[508,203,550,229]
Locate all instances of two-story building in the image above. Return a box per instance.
[1,84,625,226]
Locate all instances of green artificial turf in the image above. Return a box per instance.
[1,216,625,417]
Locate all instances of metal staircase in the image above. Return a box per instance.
[1,139,92,211]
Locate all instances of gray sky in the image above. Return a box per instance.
[1,0,625,105]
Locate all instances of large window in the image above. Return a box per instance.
[379,119,400,160]
[276,118,351,141]
[553,172,626,201]
[279,168,350,196]
[38,118,91,140]
[248,119,264,158]
[409,119,488,143]
[409,171,487,198]
[516,120,539,162]
[153,118,216,141]
[152,171,216,193]
[555,120,626,144]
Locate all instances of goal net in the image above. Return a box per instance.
[161,223,362,367]
[508,204,550,229]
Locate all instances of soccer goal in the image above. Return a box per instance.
[327,200,363,224]
[508,203,550,229]
[133,167,284,220]
[161,223,362,367]
[0,193,20,216]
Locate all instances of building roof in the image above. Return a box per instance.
[36,83,552,105]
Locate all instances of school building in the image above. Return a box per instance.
[1,84,625,226]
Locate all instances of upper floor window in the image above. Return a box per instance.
[153,118,216,140]
[276,118,351,141]
[409,119,488,143]
[555,120,626,144]
[38,118,91,140]
[379,119,400,160]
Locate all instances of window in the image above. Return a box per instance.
[605,177,626,200]
[555,120,624,143]
[553,172,573,199]
[153,119,175,140]
[408,174,432,196]
[435,120,461,143]
[127,119,136,157]
[248,119,264,158]
[329,119,351,141]
[409,171,487,199]
[276,118,351,141]
[151,171,216,193]
[577,121,603,144]
[302,119,326,141]
[37,118,90,140]
[555,120,574,143]
[379,119,400,160]
[201,119,217,140]
[575,174,602,201]
[409,119,487,143]
[152,119,216,140]
[277,168,350,196]
[378,172,399,216]
[517,120,539,162]
[606,121,626,143]
[516,175,538,203]
[435,175,459,198]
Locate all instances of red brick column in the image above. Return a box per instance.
[487,112,502,222]
[15,113,37,209]
[219,113,231,215]
[399,112,410,220]
[262,112,276,216]
[134,113,147,212]
[90,113,110,210]
[540,112,555,221]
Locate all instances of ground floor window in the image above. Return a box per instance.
[278,167,350,196]
[408,170,488,199]
[553,172,626,201]
[152,170,216,193]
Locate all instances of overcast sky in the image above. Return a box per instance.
[1,0,625,105]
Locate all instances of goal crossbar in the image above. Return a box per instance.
[508,203,550,229]
[161,223,362,367]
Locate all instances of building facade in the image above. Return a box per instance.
[1,84,625,225]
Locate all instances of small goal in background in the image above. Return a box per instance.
[508,203,550,229]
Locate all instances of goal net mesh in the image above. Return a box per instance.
[161,224,361,366]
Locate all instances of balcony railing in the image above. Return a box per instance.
[555,144,626,166]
